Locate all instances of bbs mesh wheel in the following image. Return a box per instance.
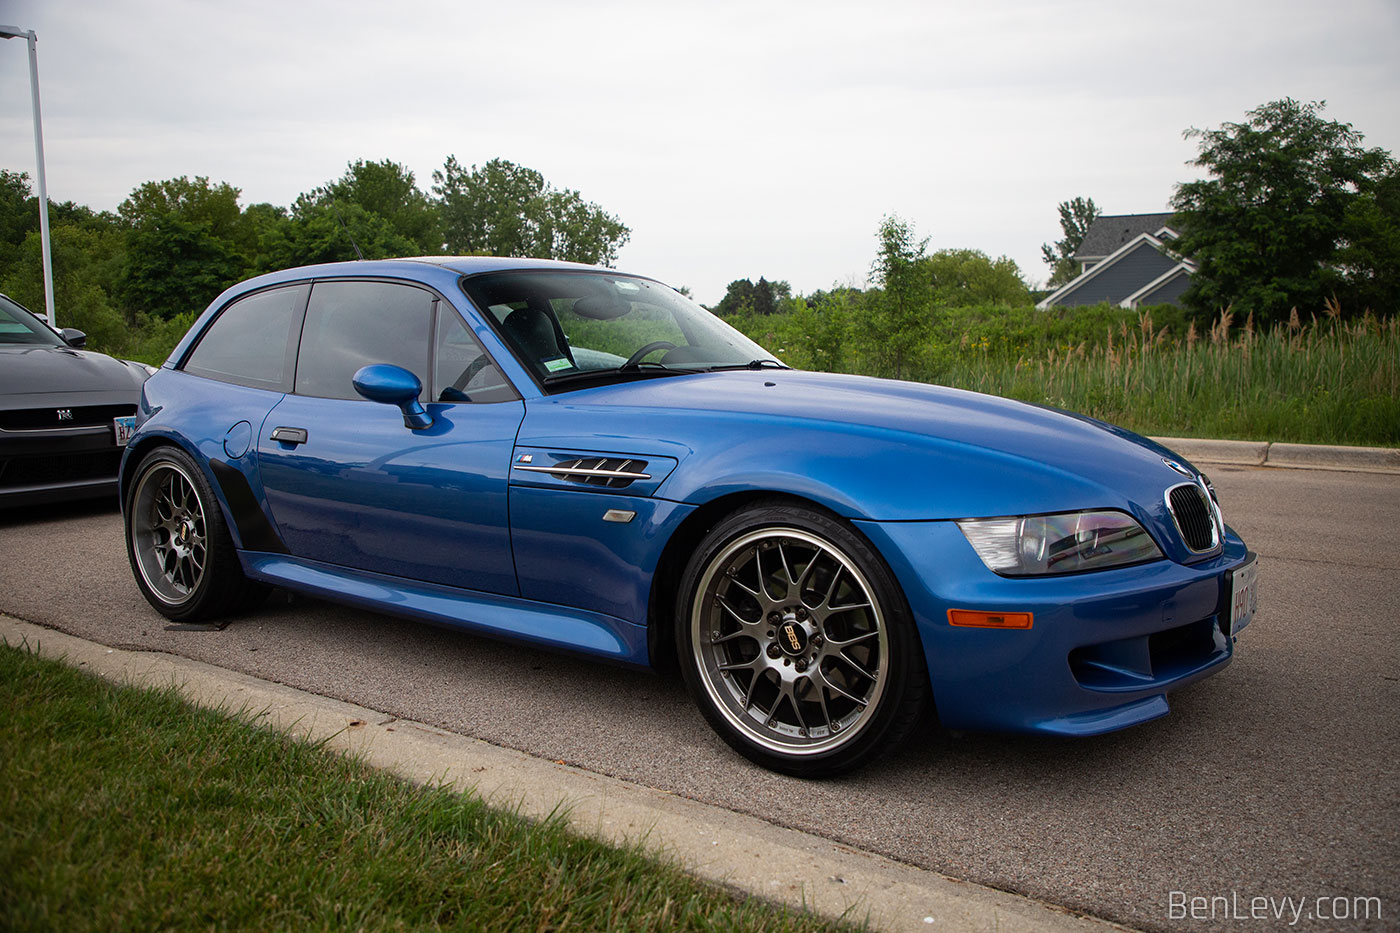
[125,446,266,621]
[677,501,928,776]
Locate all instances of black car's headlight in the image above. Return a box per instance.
[956,510,1163,576]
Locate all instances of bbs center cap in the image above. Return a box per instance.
[778,618,810,656]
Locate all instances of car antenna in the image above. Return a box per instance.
[331,199,365,260]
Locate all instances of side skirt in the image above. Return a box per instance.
[240,552,651,669]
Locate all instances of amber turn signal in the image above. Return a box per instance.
[947,609,1033,629]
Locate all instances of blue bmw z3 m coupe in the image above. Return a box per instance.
[119,257,1257,775]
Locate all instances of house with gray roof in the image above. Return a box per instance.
[1037,212,1196,309]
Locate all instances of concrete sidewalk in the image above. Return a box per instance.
[1150,436,1399,473]
[1,614,1129,933]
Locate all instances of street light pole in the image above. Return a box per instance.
[1,25,56,329]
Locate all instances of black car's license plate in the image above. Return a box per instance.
[114,415,136,446]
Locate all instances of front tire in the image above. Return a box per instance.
[677,501,929,776]
[125,446,265,622]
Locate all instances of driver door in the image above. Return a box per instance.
[256,280,524,596]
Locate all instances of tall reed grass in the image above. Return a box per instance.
[741,303,1399,447]
[941,309,1398,446]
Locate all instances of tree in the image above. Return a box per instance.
[925,248,1030,306]
[1,170,36,260]
[863,215,932,380]
[1171,98,1398,322]
[1040,197,1099,287]
[255,198,420,271]
[1336,163,1400,312]
[0,221,128,349]
[118,176,253,320]
[302,159,442,255]
[432,156,629,265]
[119,176,251,253]
[712,277,792,317]
[123,213,245,321]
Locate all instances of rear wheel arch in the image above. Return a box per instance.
[123,443,268,621]
[120,435,199,508]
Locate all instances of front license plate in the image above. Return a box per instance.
[114,415,136,446]
[1229,556,1259,636]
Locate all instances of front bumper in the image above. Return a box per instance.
[0,426,126,507]
[856,519,1252,736]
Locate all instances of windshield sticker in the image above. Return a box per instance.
[543,357,572,373]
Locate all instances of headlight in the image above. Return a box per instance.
[957,510,1163,576]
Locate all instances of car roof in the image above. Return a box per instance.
[238,256,609,289]
[405,256,606,275]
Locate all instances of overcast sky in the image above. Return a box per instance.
[3,0,1398,304]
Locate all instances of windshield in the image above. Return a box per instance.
[0,294,63,347]
[460,271,779,388]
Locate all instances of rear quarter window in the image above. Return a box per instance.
[182,284,308,391]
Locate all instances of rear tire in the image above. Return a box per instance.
[676,500,929,776]
[125,446,265,622]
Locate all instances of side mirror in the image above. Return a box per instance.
[352,364,433,430]
[60,328,87,348]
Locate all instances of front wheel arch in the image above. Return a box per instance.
[648,492,931,665]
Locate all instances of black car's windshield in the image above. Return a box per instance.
[0,294,63,347]
[460,271,780,388]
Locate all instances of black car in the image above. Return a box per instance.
[0,293,153,507]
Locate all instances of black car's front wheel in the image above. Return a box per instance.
[677,501,929,776]
[125,446,264,621]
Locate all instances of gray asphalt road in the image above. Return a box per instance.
[3,466,1396,932]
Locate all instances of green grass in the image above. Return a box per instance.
[936,312,1400,446]
[732,304,1400,448]
[0,643,856,932]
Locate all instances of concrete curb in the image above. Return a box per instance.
[1150,437,1400,474]
[0,615,1131,933]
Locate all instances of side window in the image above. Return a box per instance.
[433,310,520,404]
[182,284,307,391]
[295,281,432,401]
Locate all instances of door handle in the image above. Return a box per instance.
[270,426,308,446]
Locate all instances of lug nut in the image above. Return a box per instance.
[795,607,808,621]
[795,659,808,673]
[767,644,781,659]
[767,612,781,624]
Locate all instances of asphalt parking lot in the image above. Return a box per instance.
[2,465,1396,932]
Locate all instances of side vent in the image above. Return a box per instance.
[515,457,651,489]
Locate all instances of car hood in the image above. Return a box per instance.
[518,369,1197,525]
[0,345,148,405]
